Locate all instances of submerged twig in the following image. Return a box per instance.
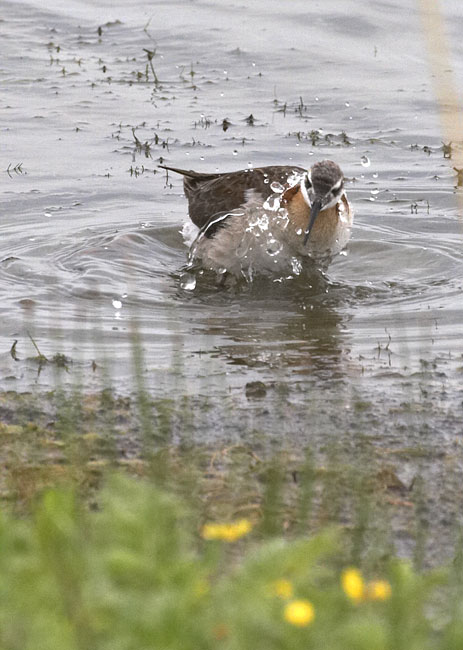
[143,48,159,86]
[27,331,48,364]
[10,340,19,361]
[6,162,24,178]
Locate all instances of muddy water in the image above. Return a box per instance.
[1,0,463,554]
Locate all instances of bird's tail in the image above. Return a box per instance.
[158,165,218,181]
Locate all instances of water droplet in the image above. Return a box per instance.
[241,265,254,283]
[291,257,302,275]
[296,228,303,235]
[112,299,122,309]
[263,196,280,211]
[361,155,370,167]
[180,272,196,291]
[232,150,238,156]
[372,172,378,178]
[270,181,284,193]
[200,156,204,161]
[235,237,249,257]
[345,101,350,107]
[255,214,269,231]
[266,237,282,257]
[315,96,319,101]
[44,211,52,217]
[370,189,379,195]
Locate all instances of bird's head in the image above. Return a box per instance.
[299,160,345,244]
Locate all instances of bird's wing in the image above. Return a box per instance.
[180,165,305,231]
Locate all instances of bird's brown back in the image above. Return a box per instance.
[183,165,305,234]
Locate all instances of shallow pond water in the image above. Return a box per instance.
[1,0,463,556]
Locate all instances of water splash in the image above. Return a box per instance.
[263,195,281,211]
[235,237,250,257]
[270,181,284,193]
[291,257,303,275]
[179,272,197,291]
[247,213,269,232]
[266,237,282,257]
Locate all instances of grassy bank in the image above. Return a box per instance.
[0,377,462,649]
[2,473,463,650]
[0,384,460,565]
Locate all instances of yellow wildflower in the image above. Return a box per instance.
[193,578,210,597]
[212,623,229,640]
[367,579,392,601]
[201,518,252,542]
[341,568,365,603]
[284,599,315,627]
[271,579,294,599]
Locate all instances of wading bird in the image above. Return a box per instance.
[160,160,353,280]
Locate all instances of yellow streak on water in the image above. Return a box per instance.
[417,0,463,226]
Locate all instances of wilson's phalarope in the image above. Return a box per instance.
[160,160,353,280]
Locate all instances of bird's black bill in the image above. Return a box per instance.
[303,198,322,245]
